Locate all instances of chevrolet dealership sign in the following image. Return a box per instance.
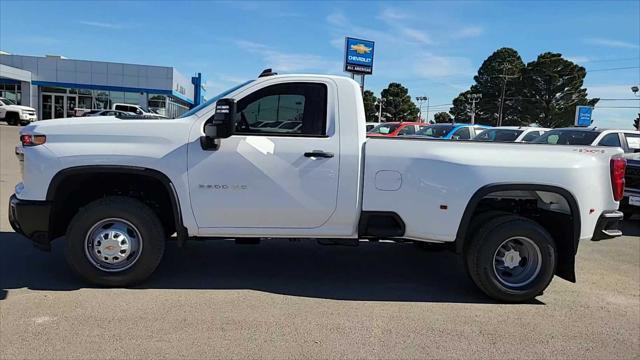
[344,37,375,74]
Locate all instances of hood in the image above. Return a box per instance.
[21,115,192,139]
[8,105,36,111]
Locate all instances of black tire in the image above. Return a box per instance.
[65,196,165,286]
[5,113,19,126]
[465,215,556,303]
[20,121,29,126]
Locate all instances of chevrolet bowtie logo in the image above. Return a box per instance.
[350,43,372,55]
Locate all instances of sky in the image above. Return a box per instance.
[1,0,639,128]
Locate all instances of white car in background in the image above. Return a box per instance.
[112,103,166,118]
[0,97,37,126]
[474,126,550,143]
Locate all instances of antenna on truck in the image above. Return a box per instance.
[259,68,277,77]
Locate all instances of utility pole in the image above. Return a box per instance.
[497,64,519,127]
[467,93,482,124]
[416,96,428,122]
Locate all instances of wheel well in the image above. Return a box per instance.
[456,185,580,282]
[47,167,185,242]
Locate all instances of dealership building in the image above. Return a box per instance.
[0,52,205,119]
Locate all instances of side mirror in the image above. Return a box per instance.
[200,98,236,150]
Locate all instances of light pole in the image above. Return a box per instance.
[632,86,639,130]
[467,93,482,124]
[416,96,428,123]
[377,98,386,123]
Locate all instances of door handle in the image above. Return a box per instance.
[304,150,334,158]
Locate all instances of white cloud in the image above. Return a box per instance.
[378,7,410,21]
[413,54,475,78]
[234,39,337,73]
[326,12,348,27]
[584,38,639,49]
[566,56,591,64]
[401,28,433,45]
[452,26,484,39]
[77,21,124,29]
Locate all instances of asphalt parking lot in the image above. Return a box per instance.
[0,122,638,359]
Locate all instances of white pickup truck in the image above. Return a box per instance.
[0,97,37,126]
[9,71,626,302]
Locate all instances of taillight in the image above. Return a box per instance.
[20,134,46,146]
[610,157,626,201]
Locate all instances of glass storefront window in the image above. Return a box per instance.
[109,91,125,107]
[124,92,141,105]
[40,86,67,93]
[0,83,22,105]
[95,91,109,110]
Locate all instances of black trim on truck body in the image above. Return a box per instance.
[455,184,581,282]
[358,211,406,238]
[8,194,52,250]
[46,165,188,245]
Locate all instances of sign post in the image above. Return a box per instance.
[574,106,593,127]
[344,37,375,95]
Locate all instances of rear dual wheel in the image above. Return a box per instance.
[465,215,557,303]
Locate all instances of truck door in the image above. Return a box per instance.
[188,81,340,230]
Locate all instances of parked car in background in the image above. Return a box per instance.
[84,109,135,117]
[0,97,37,126]
[474,126,550,143]
[112,103,167,118]
[412,123,491,140]
[532,128,640,154]
[621,154,640,220]
[366,122,378,132]
[367,121,426,137]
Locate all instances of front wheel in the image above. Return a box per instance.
[65,196,165,286]
[465,215,556,303]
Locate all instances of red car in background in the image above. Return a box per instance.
[367,122,426,137]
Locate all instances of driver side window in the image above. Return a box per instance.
[235,82,327,136]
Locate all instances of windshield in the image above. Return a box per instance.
[532,129,600,145]
[475,129,523,142]
[369,123,400,135]
[416,125,454,138]
[0,97,16,105]
[179,80,254,119]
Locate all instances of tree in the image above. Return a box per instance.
[380,83,419,122]
[363,90,379,122]
[634,113,640,130]
[433,112,453,123]
[519,52,599,128]
[450,48,525,126]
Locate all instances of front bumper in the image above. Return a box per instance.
[8,194,52,250]
[20,113,37,121]
[591,210,624,241]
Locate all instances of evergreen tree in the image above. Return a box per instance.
[519,52,599,128]
[380,83,419,122]
[433,112,453,123]
[450,48,525,125]
[362,90,379,122]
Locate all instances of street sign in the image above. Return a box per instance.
[344,37,375,75]
[574,106,593,127]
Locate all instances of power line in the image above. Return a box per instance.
[589,66,640,72]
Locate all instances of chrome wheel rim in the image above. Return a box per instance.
[492,236,542,288]
[84,218,143,272]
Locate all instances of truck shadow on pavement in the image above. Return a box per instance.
[0,231,541,304]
